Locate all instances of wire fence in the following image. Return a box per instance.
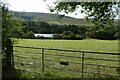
[13,46,120,78]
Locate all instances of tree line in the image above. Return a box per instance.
[17,20,120,40]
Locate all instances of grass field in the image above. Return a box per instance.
[13,39,119,78]
[15,39,118,52]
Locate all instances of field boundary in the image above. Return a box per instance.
[13,46,120,78]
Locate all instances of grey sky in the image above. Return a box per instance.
[8,0,119,19]
[8,0,86,18]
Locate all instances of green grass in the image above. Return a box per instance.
[13,39,119,78]
[16,39,118,52]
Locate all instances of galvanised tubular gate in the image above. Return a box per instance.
[13,46,120,78]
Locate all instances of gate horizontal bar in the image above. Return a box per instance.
[14,46,120,55]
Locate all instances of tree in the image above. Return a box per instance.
[114,32,120,39]
[1,2,23,70]
[49,2,119,30]
[39,21,51,33]
[26,31,35,39]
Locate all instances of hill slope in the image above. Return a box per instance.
[11,11,92,26]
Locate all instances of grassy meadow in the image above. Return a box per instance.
[15,38,118,52]
[13,39,119,78]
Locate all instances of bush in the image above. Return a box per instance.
[75,34,84,40]
[53,34,63,39]
[63,31,75,39]
[63,31,71,35]
[114,32,120,39]
[53,32,84,40]
[35,36,45,39]
[26,31,35,39]
[85,32,91,38]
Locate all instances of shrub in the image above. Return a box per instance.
[53,33,63,39]
[114,32,120,39]
[75,34,84,40]
[35,36,45,39]
[26,31,35,39]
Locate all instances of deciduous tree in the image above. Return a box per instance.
[1,2,23,69]
[50,1,119,29]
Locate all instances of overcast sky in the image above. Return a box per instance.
[7,0,119,19]
[8,0,87,19]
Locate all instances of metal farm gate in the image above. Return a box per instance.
[13,46,120,78]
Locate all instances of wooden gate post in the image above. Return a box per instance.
[42,48,45,74]
[6,39,14,70]
[81,52,84,79]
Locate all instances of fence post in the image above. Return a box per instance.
[118,38,120,78]
[6,39,15,70]
[42,48,45,74]
[81,52,84,79]
[11,45,14,70]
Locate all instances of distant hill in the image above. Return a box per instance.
[11,11,119,26]
[11,11,93,26]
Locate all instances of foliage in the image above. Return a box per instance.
[2,3,24,46]
[114,32,120,39]
[48,2,120,40]
[63,31,75,39]
[52,2,119,27]
[23,19,120,40]
[53,33,63,39]
[11,10,120,40]
[87,24,119,40]
[23,20,87,37]
[53,31,84,40]
[35,35,45,39]
[1,1,24,71]
[25,31,35,39]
